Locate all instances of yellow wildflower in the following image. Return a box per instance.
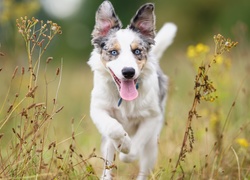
[215,55,223,64]
[186,43,210,59]
[236,138,249,148]
[187,45,196,59]
[196,43,210,54]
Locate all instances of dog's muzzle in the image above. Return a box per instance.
[109,67,138,101]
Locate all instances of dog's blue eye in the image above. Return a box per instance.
[110,50,118,56]
[133,49,141,55]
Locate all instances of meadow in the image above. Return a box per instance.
[0,17,249,180]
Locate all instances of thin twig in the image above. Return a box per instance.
[231,146,241,180]
[221,75,247,134]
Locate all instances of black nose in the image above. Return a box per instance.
[122,67,135,79]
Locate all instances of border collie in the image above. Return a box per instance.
[88,1,177,179]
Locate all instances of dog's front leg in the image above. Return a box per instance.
[91,106,131,179]
[119,115,163,180]
[90,105,131,154]
[101,138,116,180]
[91,108,131,154]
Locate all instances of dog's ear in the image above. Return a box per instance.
[129,3,155,40]
[92,1,122,43]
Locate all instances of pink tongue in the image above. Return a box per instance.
[120,80,138,101]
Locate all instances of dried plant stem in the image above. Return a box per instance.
[0,66,22,114]
[0,97,27,130]
[0,82,12,114]
[57,131,85,146]
[210,154,218,178]
[26,37,34,89]
[39,128,46,174]
[171,54,214,179]
[231,146,241,180]
[33,33,57,72]
[34,47,42,87]
[221,75,247,134]
[16,17,62,90]
[171,92,198,179]
[53,58,63,110]
[47,144,56,177]
[171,34,238,179]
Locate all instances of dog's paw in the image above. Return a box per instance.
[108,124,131,154]
[119,151,137,163]
[111,132,131,154]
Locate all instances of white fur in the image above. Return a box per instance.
[106,30,140,80]
[88,24,177,180]
[152,23,177,60]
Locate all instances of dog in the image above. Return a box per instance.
[88,1,177,179]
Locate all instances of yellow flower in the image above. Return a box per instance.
[186,43,210,59]
[196,43,210,54]
[236,138,249,148]
[187,45,196,59]
[215,55,223,64]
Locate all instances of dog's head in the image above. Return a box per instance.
[91,1,155,101]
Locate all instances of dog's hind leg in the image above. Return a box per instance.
[101,137,116,180]
[137,135,158,180]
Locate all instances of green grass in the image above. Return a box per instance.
[0,17,250,179]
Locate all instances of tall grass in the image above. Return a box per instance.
[0,17,98,179]
[171,34,239,179]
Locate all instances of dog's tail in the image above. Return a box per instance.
[151,23,177,61]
